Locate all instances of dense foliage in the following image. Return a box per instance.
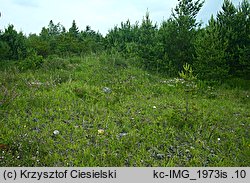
[0,0,249,81]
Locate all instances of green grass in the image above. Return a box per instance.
[0,54,249,166]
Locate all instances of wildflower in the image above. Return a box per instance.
[98,129,105,134]
[161,80,167,84]
[53,130,60,135]
[119,132,128,138]
[217,137,221,141]
[103,87,112,93]
[153,106,157,109]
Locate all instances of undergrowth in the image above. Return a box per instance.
[0,54,249,166]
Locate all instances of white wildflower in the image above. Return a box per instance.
[103,87,112,93]
[53,130,60,135]
[119,132,128,138]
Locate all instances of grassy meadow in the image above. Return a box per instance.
[0,54,249,166]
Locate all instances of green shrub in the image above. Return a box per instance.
[43,56,71,71]
[18,53,44,71]
[179,63,198,122]
[0,41,10,59]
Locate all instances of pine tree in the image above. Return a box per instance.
[217,0,250,77]
[1,25,27,60]
[69,20,79,38]
[234,0,250,78]
[48,20,63,37]
[168,0,204,71]
[194,16,229,81]
[137,11,158,70]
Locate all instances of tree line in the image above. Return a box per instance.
[0,0,249,81]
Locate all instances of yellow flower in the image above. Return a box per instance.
[98,129,105,135]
